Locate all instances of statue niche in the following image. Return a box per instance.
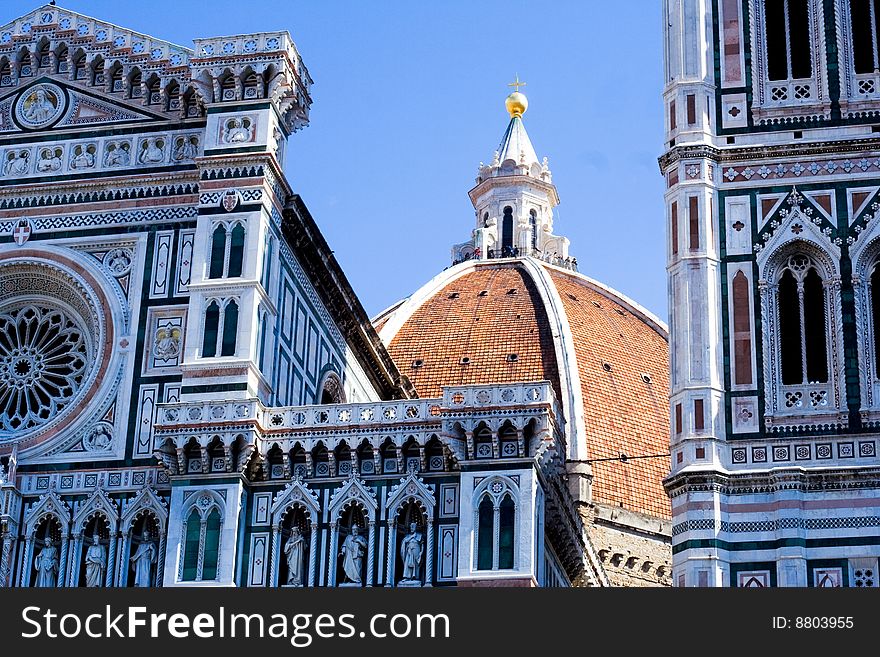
[128,514,160,588]
[31,516,63,588]
[79,516,110,588]
[395,501,426,587]
[279,506,310,587]
[337,506,367,587]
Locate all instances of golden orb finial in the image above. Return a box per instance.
[506,74,528,118]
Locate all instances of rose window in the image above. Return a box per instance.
[0,256,112,447]
[0,304,90,431]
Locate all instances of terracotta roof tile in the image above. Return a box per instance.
[384,261,670,520]
[548,268,670,519]
[387,265,561,400]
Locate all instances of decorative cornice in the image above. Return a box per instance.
[658,136,880,171]
[664,466,880,498]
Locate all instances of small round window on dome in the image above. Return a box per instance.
[641,373,652,384]
[448,292,460,299]
[412,359,424,368]
[602,362,612,372]
[507,288,517,295]
[591,300,601,308]
[506,353,519,362]
[615,308,627,316]
[460,357,471,365]
[567,293,579,302]
[478,290,488,297]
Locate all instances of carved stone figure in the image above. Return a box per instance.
[104,142,131,167]
[22,89,56,123]
[4,150,29,176]
[400,522,423,582]
[224,118,252,144]
[84,533,106,587]
[36,148,62,172]
[283,526,305,586]
[103,248,133,276]
[129,529,156,587]
[83,424,113,451]
[138,138,165,164]
[154,323,182,361]
[33,537,58,587]
[173,136,198,161]
[339,524,367,584]
[71,145,96,170]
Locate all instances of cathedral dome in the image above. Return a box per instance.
[374,257,670,519]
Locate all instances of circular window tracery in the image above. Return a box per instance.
[0,255,115,448]
[0,304,91,431]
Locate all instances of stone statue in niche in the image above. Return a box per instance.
[339,524,367,584]
[283,526,305,586]
[138,138,165,164]
[129,529,156,587]
[399,522,423,583]
[84,532,106,587]
[33,537,59,587]
[36,147,63,172]
[104,142,131,168]
[4,150,30,176]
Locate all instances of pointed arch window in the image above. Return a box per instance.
[221,300,239,357]
[201,508,222,580]
[180,497,224,583]
[476,497,494,571]
[228,224,245,277]
[778,256,828,385]
[766,0,812,81]
[181,508,201,581]
[202,299,239,358]
[498,495,515,569]
[761,238,845,428]
[258,309,269,373]
[473,477,518,572]
[202,301,220,358]
[872,263,880,379]
[749,0,828,123]
[208,221,246,279]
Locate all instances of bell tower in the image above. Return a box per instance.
[452,80,573,268]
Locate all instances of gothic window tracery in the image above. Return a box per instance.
[749,0,829,122]
[473,476,518,572]
[0,304,90,432]
[759,238,844,428]
[836,0,880,109]
[179,491,224,582]
[777,255,829,385]
[208,221,246,279]
[201,298,239,358]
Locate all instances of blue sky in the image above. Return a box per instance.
[7,1,667,319]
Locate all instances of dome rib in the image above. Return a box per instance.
[376,257,671,520]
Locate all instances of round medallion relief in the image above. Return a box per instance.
[14,83,66,130]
